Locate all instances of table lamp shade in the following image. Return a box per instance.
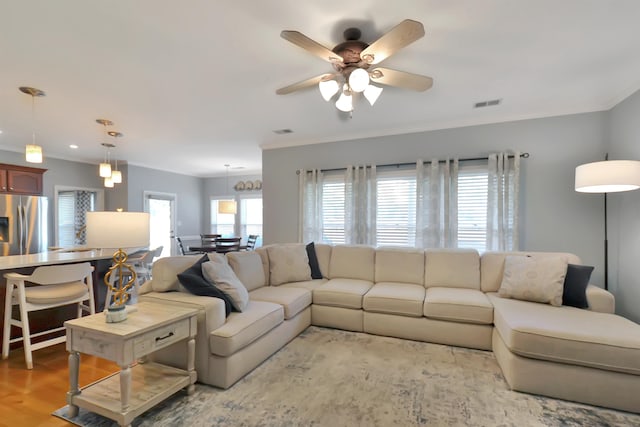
[575,160,640,193]
[86,211,150,249]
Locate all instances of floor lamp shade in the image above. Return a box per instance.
[86,211,150,249]
[575,160,640,193]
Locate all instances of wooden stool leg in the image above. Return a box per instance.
[2,282,14,360]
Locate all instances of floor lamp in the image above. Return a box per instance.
[575,157,640,290]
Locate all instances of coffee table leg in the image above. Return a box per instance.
[120,364,131,413]
[67,351,80,418]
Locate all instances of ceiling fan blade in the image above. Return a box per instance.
[360,19,425,65]
[281,31,344,63]
[276,73,337,95]
[369,68,433,92]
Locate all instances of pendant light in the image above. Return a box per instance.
[108,131,123,184]
[19,87,45,163]
[96,119,113,178]
[218,164,237,214]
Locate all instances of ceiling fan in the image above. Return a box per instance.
[276,19,433,113]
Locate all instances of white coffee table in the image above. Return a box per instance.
[65,301,198,427]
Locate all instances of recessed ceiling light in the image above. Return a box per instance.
[69,144,79,149]
[273,128,293,134]
[0,130,3,134]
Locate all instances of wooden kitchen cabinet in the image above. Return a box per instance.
[0,164,46,195]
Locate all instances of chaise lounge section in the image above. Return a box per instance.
[139,244,640,413]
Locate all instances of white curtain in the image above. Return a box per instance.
[298,169,323,243]
[487,152,520,251]
[345,165,376,245]
[415,158,459,248]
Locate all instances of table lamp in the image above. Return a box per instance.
[86,211,150,322]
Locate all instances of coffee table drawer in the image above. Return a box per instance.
[133,318,190,358]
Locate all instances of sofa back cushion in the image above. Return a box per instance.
[481,251,581,292]
[151,255,201,292]
[375,247,425,285]
[267,244,312,286]
[424,249,480,289]
[329,245,375,281]
[226,251,267,291]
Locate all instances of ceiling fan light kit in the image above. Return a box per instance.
[277,19,432,114]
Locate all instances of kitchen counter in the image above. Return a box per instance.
[0,247,146,270]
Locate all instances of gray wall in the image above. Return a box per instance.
[608,88,640,322]
[263,112,608,286]
[126,165,203,238]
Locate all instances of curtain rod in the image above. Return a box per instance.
[297,152,529,174]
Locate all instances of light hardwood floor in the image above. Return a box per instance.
[0,343,118,427]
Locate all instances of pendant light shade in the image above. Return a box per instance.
[19,86,45,164]
[218,164,237,214]
[319,79,339,101]
[364,84,384,106]
[335,88,353,112]
[99,162,112,178]
[25,144,43,163]
[104,176,114,188]
[111,169,122,184]
[348,68,370,93]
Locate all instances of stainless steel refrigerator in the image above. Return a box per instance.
[0,194,48,256]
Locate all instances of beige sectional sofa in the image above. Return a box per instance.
[138,244,640,414]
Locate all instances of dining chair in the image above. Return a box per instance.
[2,262,95,369]
[176,237,200,255]
[245,235,259,250]
[215,237,242,253]
[200,234,221,246]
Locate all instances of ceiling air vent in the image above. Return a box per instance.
[474,99,502,109]
[273,128,293,135]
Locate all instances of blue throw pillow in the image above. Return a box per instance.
[177,255,233,316]
[306,242,323,279]
[562,264,594,309]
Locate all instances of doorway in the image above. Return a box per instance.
[144,191,177,257]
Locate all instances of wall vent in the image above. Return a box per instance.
[474,98,502,109]
[273,128,293,134]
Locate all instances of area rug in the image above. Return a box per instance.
[53,326,639,426]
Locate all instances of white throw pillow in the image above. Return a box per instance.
[267,244,311,286]
[226,251,267,291]
[202,254,249,311]
[498,255,567,306]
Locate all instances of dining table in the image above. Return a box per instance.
[188,244,247,253]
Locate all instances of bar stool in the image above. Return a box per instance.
[2,262,95,369]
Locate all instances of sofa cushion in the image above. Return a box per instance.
[267,244,312,286]
[226,251,267,291]
[314,243,332,279]
[280,279,328,291]
[480,251,580,292]
[424,249,480,289]
[328,245,375,281]
[562,264,593,309]
[498,255,566,306]
[489,294,640,375]
[151,255,201,292]
[209,300,284,357]
[249,286,312,319]
[313,278,373,309]
[374,247,424,285]
[424,287,493,324]
[363,282,425,317]
[202,256,249,312]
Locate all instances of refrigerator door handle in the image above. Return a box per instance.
[22,205,28,253]
[17,204,23,253]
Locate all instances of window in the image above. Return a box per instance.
[210,197,263,245]
[321,174,345,244]
[56,189,100,247]
[376,170,416,246]
[210,199,236,236]
[457,166,489,251]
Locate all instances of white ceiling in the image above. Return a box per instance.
[1,0,640,177]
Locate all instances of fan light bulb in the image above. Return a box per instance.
[348,68,370,93]
[364,84,384,106]
[335,86,353,112]
[319,79,339,101]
